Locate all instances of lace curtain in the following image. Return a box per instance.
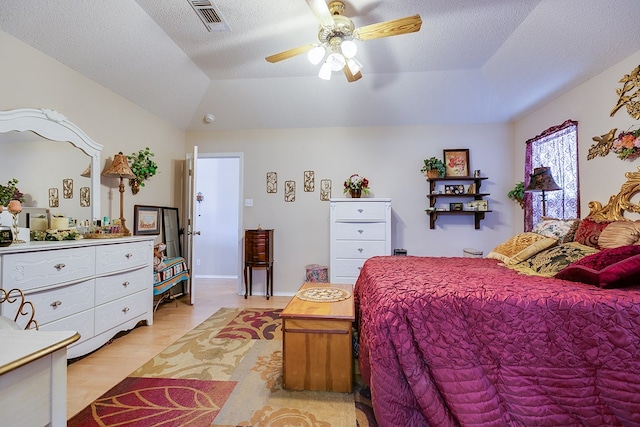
[524,120,580,230]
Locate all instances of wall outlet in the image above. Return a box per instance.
[196,259,201,266]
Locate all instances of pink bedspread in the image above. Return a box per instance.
[354,256,640,427]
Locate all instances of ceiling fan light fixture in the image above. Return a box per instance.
[318,62,332,80]
[326,52,346,71]
[346,58,362,74]
[307,45,326,65]
[341,40,357,58]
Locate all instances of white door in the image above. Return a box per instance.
[184,146,198,305]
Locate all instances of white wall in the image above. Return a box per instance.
[187,124,516,296]
[514,50,640,227]
[0,31,186,238]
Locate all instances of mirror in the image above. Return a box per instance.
[0,108,102,221]
[162,207,182,258]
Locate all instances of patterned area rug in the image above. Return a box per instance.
[68,307,376,426]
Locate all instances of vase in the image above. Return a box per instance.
[349,189,362,198]
[129,178,140,195]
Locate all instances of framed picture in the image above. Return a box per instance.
[449,202,463,211]
[133,205,160,235]
[443,149,470,177]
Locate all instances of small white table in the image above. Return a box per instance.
[0,329,80,427]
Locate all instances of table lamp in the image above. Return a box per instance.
[524,166,561,217]
[102,152,136,235]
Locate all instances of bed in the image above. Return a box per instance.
[355,169,640,426]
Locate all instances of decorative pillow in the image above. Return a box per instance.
[487,232,557,265]
[154,243,167,272]
[558,219,582,244]
[508,242,599,277]
[532,218,580,241]
[597,221,640,248]
[555,245,640,288]
[572,218,612,248]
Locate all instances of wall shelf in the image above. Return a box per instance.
[426,176,491,229]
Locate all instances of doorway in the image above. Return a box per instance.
[191,153,243,295]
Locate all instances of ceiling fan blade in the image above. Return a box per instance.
[343,65,362,83]
[305,0,334,28]
[354,14,422,41]
[265,44,316,63]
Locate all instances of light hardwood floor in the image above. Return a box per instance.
[66,278,290,419]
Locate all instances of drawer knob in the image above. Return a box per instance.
[122,281,130,287]
[50,300,62,308]
[125,253,133,259]
[54,263,66,271]
[357,229,364,234]
[357,209,364,213]
[358,248,364,253]
[122,307,130,314]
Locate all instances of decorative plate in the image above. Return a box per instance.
[295,287,352,302]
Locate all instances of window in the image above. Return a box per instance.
[524,120,579,230]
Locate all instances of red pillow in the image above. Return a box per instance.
[555,245,640,288]
[572,218,611,249]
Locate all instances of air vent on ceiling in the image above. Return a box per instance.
[188,0,230,32]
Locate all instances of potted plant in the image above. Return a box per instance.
[507,181,525,208]
[127,147,158,195]
[421,157,446,179]
[0,178,24,209]
[343,174,370,198]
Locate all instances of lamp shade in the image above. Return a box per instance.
[525,166,561,192]
[103,152,135,179]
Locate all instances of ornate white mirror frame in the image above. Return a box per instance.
[0,108,103,220]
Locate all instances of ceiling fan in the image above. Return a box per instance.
[265,0,422,82]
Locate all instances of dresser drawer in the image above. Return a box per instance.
[39,308,94,347]
[95,267,150,305]
[332,201,387,221]
[334,240,387,259]
[334,222,386,240]
[332,259,366,279]
[94,290,148,335]
[96,241,152,275]
[20,280,94,326]
[2,247,95,291]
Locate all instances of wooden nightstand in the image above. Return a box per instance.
[243,229,273,299]
[281,282,355,393]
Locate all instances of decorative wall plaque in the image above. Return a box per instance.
[49,188,59,208]
[320,179,332,201]
[80,186,90,207]
[284,180,295,202]
[266,172,277,193]
[63,178,73,199]
[304,170,315,192]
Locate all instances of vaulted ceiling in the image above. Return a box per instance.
[1,0,639,131]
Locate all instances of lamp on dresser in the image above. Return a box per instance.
[524,166,561,217]
[102,152,136,236]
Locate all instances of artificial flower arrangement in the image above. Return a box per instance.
[611,127,640,160]
[343,174,370,195]
[31,228,83,241]
[0,178,24,208]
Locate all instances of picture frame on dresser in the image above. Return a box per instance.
[133,205,161,235]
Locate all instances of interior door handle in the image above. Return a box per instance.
[188,230,201,236]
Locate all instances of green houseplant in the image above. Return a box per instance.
[127,147,158,195]
[507,181,525,208]
[421,157,446,179]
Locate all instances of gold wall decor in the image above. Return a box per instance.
[80,186,90,207]
[320,179,332,201]
[284,180,295,202]
[266,172,277,193]
[304,170,315,192]
[63,178,73,199]
[49,188,59,207]
[589,64,640,160]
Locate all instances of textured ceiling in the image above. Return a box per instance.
[1,0,639,131]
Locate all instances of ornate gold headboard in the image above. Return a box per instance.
[588,167,640,221]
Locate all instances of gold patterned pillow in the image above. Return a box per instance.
[508,242,599,277]
[487,232,558,265]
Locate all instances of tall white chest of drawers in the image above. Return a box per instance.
[0,236,155,358]
[329,198,391,284]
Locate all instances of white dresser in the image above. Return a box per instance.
[0,236,155,358]
[329,198,392,284]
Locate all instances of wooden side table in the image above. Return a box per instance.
[244,229,273,299]
[281,282,355,392]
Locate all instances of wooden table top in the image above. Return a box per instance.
[281,283,354,320]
